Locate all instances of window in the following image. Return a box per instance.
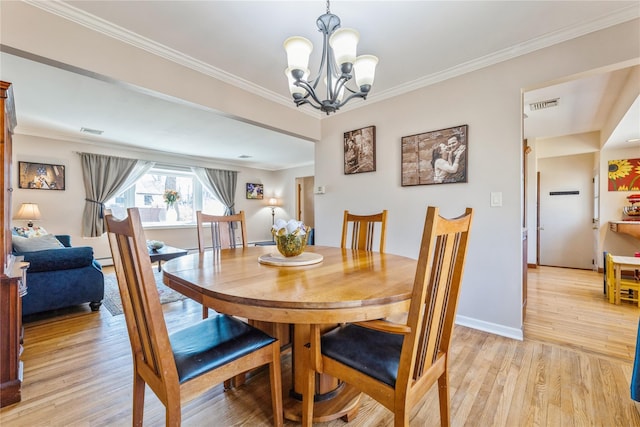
[105,166,225,225]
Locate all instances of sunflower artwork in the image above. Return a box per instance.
[608,158,640,191]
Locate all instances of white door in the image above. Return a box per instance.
[539,153,594,269]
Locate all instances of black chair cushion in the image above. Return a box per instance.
[170,314,276,383]
[321,323,403,387]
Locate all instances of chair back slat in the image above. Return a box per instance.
[197,211,247,252]
[400,207,472,384]
[105,208,178,392]
[341,210,388,252]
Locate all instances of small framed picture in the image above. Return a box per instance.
[344,125,376,175]
[401,125,468,186]
[246,183,264,199]
[18,161,66,190]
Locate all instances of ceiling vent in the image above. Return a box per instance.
[80,127,104,135]
[529,98,559,111]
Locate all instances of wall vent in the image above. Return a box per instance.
[529,98,559,111]
[80,127,104,135]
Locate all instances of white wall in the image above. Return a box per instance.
[315,20,640,340]
[11,134,313,262]
[536,131,600,159]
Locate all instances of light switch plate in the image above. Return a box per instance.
[490,192,502,207]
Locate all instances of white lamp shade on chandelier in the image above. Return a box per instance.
[354,55,378,87]
[329,28,359,67]
[283,37,313,71]
[283,1,378,114]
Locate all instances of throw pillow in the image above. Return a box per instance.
[12,234,63,252]
[13,226,48,238]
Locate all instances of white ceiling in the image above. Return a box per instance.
[1,1,638,169]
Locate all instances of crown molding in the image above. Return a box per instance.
[365,5,640,107]
[25,1,640,119]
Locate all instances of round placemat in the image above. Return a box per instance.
[258,252,324,266]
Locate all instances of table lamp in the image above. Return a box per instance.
[14,202,42,227]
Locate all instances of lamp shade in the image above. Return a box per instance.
[354,54,379,88]
[268,198,279,207]
[329,28,359,67]
[284,36,313,71]
[14,203,42,227]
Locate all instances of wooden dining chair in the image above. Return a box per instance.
[605,252,640,306]
[303,206,473,427]
[341,209,388,252]
[196,210,247,318]
[196,210,247,251]
[105,208,283,427]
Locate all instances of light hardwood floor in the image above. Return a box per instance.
[1,266,639,426]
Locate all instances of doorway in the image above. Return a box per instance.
[295,176,315,232]
[537,154,595,269]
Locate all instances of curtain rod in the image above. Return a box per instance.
[74,152,239,173]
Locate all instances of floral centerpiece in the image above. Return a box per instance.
[271,218,309,257]
[163,189,180,210]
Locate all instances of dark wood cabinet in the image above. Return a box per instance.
[1,80,28,408]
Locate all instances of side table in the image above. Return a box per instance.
[149,246,188,272]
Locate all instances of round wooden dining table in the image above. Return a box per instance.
[162,245,416,422]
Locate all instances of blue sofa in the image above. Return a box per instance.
[13,235,104,316]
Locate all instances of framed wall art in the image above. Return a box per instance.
[401,124,468,186]
[344,125,376,175]
[608,158,640,191]
[246,183,264,199]
[18,161,66,190]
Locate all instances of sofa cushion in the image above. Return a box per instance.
[18,246,96,273]
[12,234,64,252]
[13,226,49,238]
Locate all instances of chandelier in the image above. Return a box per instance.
[283,1,378,115]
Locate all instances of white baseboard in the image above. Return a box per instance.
[455,314,523,341]
[96,257,113,267]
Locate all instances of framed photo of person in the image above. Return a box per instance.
[401,124,468,186]
[344,125,376,175]
[18,161,66,190]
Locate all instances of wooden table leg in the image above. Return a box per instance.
[282,324,361,422]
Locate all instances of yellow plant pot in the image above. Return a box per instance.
[274,232,308,257]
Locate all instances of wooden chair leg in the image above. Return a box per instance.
[202,304,209,319]
[165,401,181,427]
[269,344,284,427]
[394,411,409,427]
[438,372,450,427]
[132,372,146,427]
